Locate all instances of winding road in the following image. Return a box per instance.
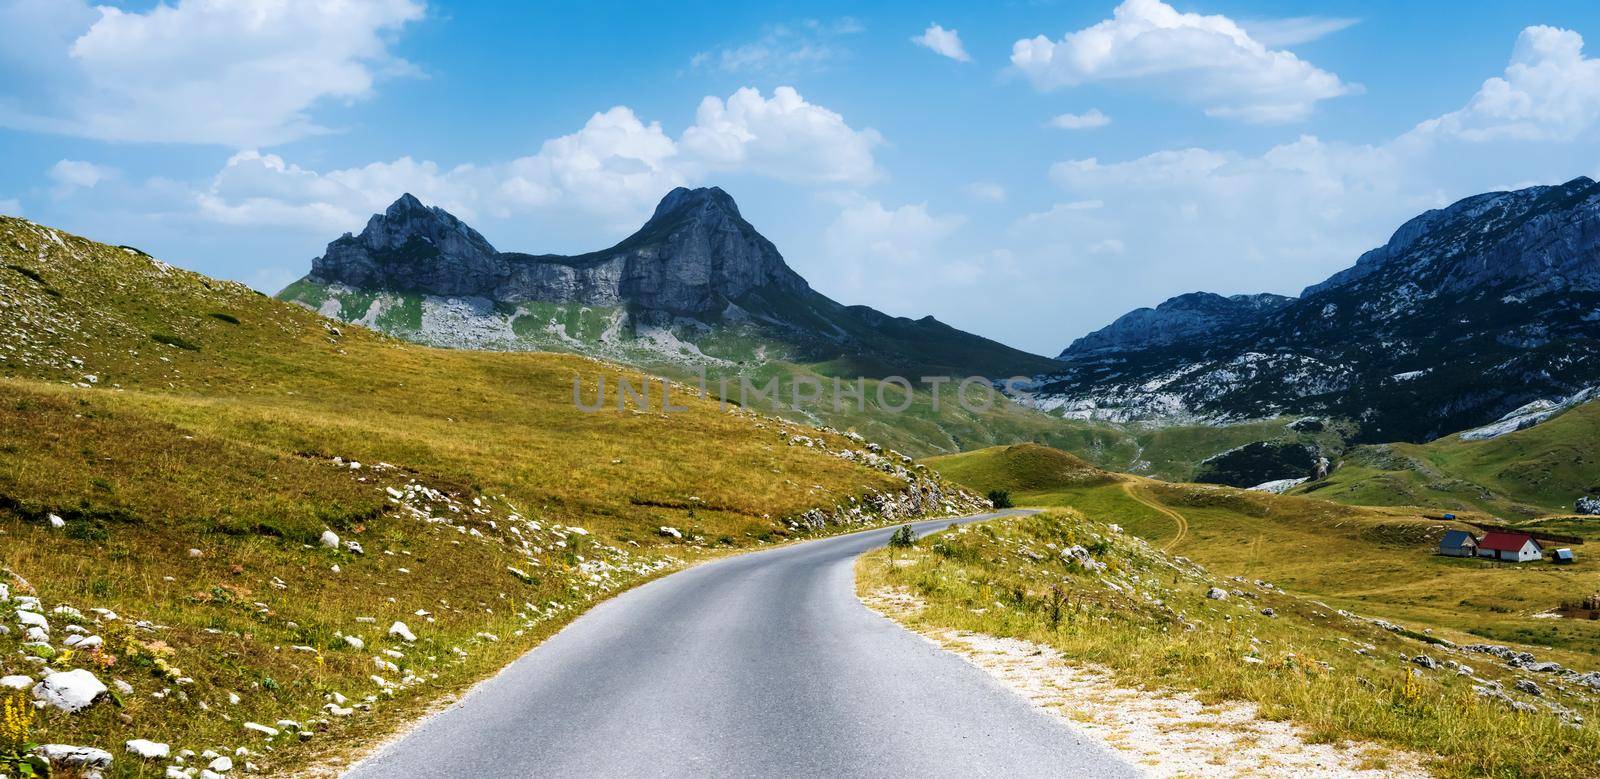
[346,510,1136,778]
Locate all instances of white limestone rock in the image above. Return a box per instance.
[33,668,107,712]
[126,739,171,759]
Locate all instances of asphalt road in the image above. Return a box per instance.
[346,510,1137,778]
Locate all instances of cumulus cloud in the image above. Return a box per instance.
[1010,0,1354,123]
[1,0,425,147]
[682,87,882,186]
[809,196,973,306]
[49,159,114,196]
[1048,109,1111,129]
[186,87,880,233]
[502,107,686,218]
[1409,26,1600,143]
[912,24,971,62]
[824,198,965,266]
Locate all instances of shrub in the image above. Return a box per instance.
[987,490,1013,509]
[888,524,916,549]
[151,332,200,351]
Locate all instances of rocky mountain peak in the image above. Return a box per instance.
[1059,290,1293,359]
[1302,175,1600,299]
[303,186,807,318]
[649,186,741,223]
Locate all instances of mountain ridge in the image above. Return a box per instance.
[1034,176,1600,442]
[285,187,1057,381]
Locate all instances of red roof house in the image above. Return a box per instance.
[1476,532,1542,562]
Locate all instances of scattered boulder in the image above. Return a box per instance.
[340,634,366,651]
[35,743,114,770]
[658,526,683,539]
[243,721,280,737]
[1,674,33,690]
[1259,608,1275,617]
[344,540,365,555]
[126,739,171,760]
[1205,587,1228,601]
[388,621,416,642]
[33,668,108,712]
[209,755,234,772]
[48,513,65,529]
[1577,496,1600,516]
[320,530,341,549]
[1516,679,1543,697]
[1412,655,1439,670]
[17,610,49,632]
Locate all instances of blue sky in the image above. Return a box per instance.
[3,0,1599,355]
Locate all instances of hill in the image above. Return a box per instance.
[1033,177,1600,443]
[861,508,1600,777]
[1294,397,1600,519]
[922,443,1116,494]
[921,443,1600,661]
[0,214,985,775]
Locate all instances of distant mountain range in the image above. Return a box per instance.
[1032,176,1600,443]
[285,187,1055,380]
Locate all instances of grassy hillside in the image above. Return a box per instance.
[0,215,986,776]
[925,443,1600,664]
[1294,401,1600,519]
[860,510,1600,778]
[281,279,1352,477]
[920,443,1117,494]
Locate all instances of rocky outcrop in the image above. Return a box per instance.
[1059,292,1291,358]
[306,187,809,319]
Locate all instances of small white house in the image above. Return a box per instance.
[1476,532,1542,563]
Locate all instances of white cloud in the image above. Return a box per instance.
[1240,16,1359,48]
[1048,109,1111,129]
[824,198,965,266]
[188,87,879,233]
[501,107,686,219]
[1,0,424,147]
[1021,24,1600,342]
[1010,0,1355,123]
[49,159,114,195]
[1409,26,1600,143]
[689,18,861,77]
[912,24,971,62]
[966,182,1007,202]
[681,87,882,186]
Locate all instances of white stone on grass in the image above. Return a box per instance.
[1,674,33,690]
[33,669,107,712]
[48,513,65,528]
[34,743,114,769]
[126,739,171,759]
[17,610,49,631]
[388,621,416,642]
[243,721,279,737]
[319,530,341,549]
[209,755,233,772]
